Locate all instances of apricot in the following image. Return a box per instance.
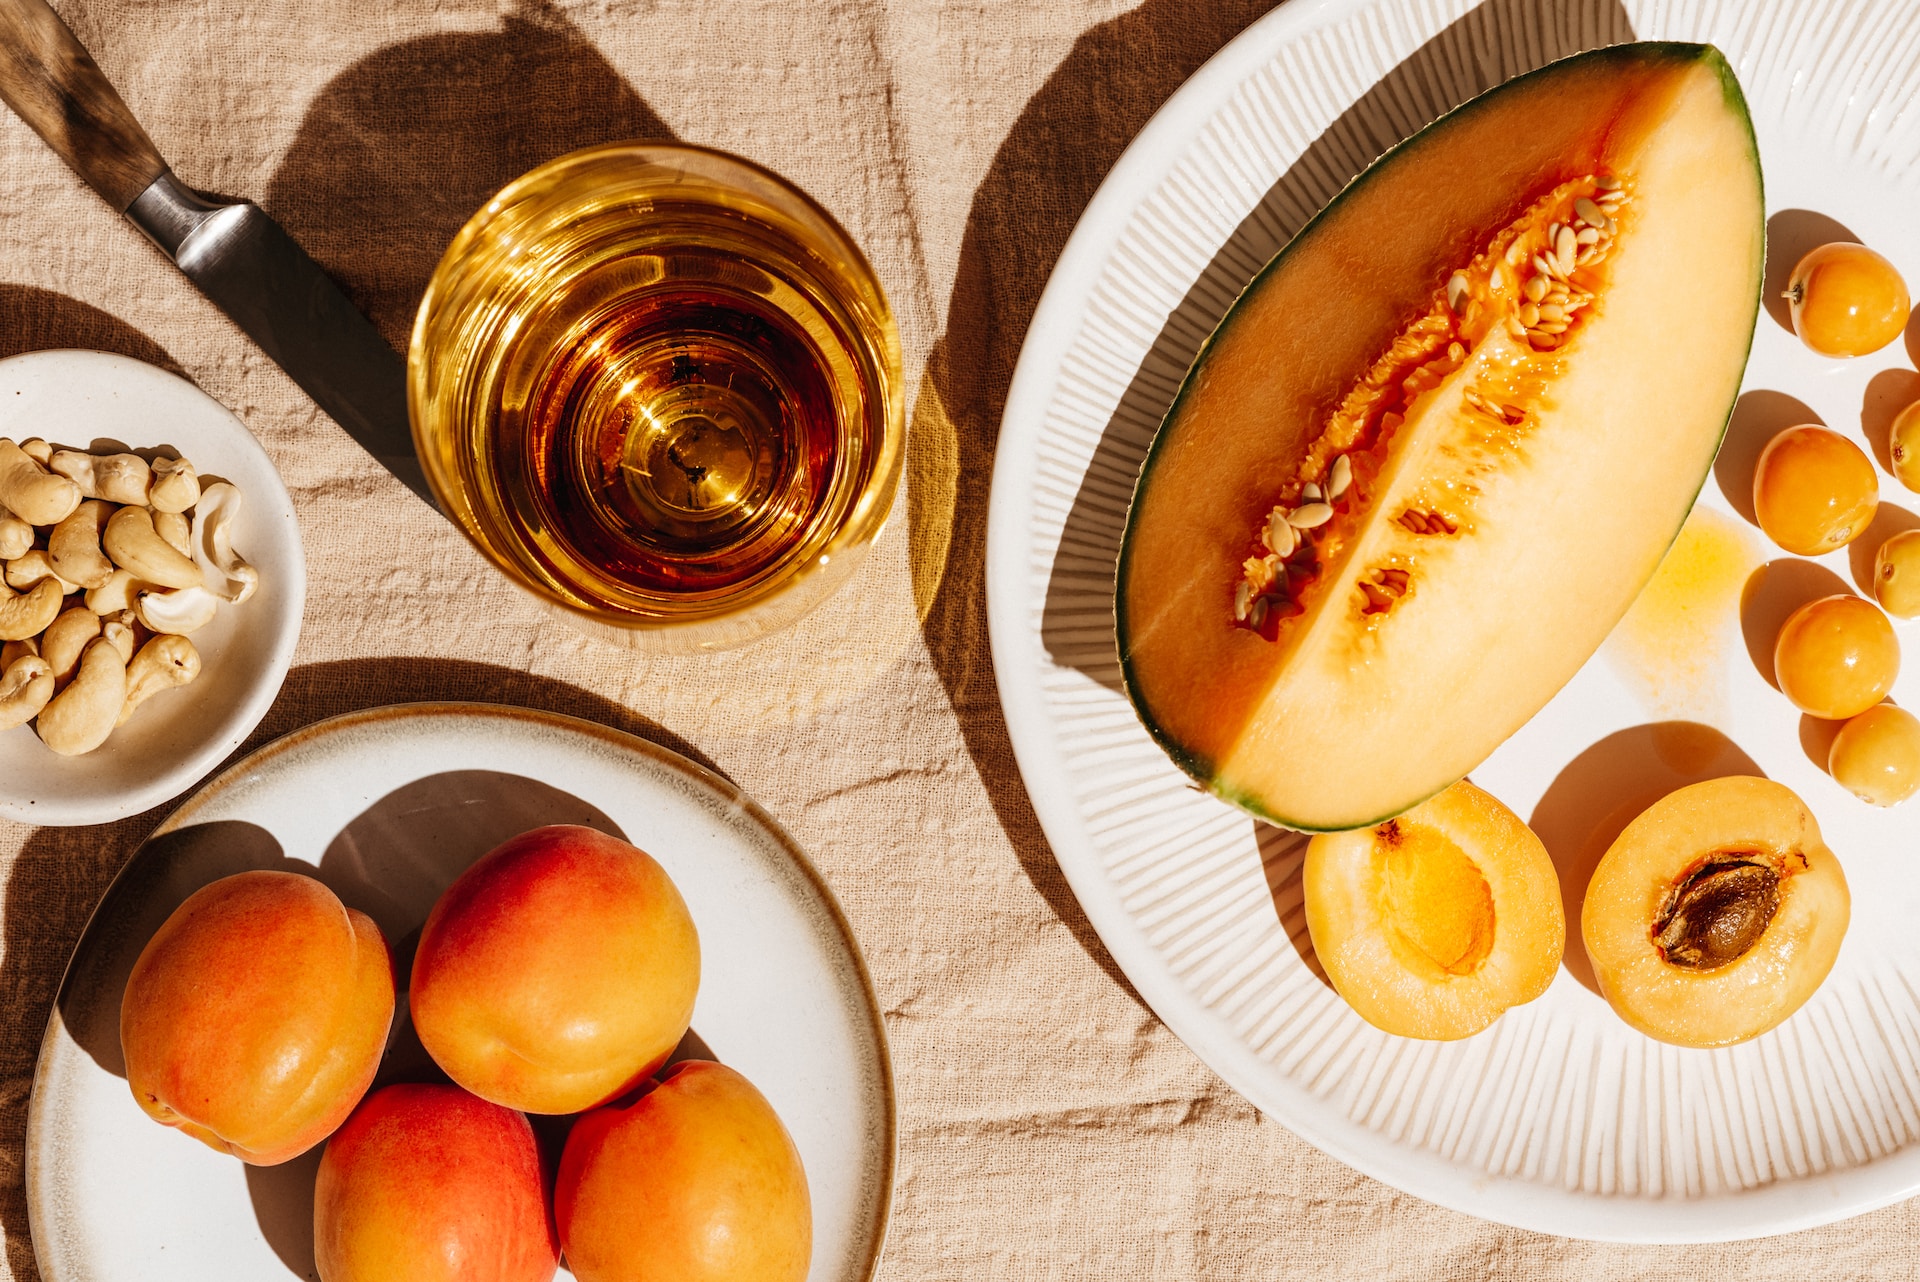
[556,1061,810,1282]
[1582,777,1848,1048]
[1303,779,1564,1040]
[314,1084,557,1282]
[120,870,394,1165]
[410,825,700,1114]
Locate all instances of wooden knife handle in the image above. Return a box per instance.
[0,0,167,211]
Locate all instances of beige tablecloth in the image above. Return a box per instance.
[4,0,1920,1277]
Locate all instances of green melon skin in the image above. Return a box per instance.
[1116,43,1762,832]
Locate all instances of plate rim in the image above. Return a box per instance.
[24,699,897,1280]
[982,0,1920,1243]
[0,347,308,826]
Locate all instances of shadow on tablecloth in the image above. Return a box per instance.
[914,0,1287,1012]
[261,0,675,352]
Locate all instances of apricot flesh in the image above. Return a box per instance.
[1582,776,1849,1048]
[120,870,395,1165]
[410,825,700,1114]
[556,1061,811,1282]
[314,1084,557,1282]
[1303,779,1564,1040]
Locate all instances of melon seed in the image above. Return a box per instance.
[1288,502,1334,530]
[1301,481,1323,502]
[1533,252,1558,279]
[1538,304,1566,323]
[1575,227,1600,245]
[1265,510,1297,557]
[1249,596,1269,630]
[1518,302,1540,327]
[1328,454,1353,500]
[1524,275,1549,303]
[1554,227,1577,274]
[1535,320,1568,334]
[1447,271,1470,314]
[1594,173,1621,190]
[1574,196,1605,226]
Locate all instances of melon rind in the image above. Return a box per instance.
[1116,43,1764,832]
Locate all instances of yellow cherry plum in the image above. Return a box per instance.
[1752,426,1878,555]
[1785,242,1910,357]
[1774,593,1899,720]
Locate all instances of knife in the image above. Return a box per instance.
[0,0,436,506]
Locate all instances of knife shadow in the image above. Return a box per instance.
[261,0,675,350]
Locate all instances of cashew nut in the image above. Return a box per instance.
[50,450,152,506]
[0,636,38,667]
[41,606,102,683]
[18,438,50,465]
[0,440,80,526]
[154,509,191,558]
[35,637,127,755]
[148,456,199,514]
[103,507,202,590]
[135,584,219,635]
[0,504,30,561]
[6,549,77,595]
[0,580,63,641]
[49,499,116,590]
[85,568,147,615]
[118,633,199,726]
[189,482,258,604]
[0,654,53,729]
[101,613,135,665]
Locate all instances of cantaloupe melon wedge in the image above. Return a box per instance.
[1118,43,1763,832]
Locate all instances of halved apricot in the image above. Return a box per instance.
[1303,779,1564,1040]
[1582,776,1848,1048]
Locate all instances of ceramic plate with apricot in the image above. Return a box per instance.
[1115,40,1914,1056]
[26,705,891,1282]
[981,8,1920,1236]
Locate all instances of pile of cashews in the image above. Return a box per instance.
[0,436,258,755]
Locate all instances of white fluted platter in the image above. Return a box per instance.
[986,0,1920,1242]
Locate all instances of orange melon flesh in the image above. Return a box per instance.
[1118,44,1763,831]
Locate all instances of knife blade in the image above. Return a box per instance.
[0,0,436,507]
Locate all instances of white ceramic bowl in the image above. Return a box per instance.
[0,350,304,825]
